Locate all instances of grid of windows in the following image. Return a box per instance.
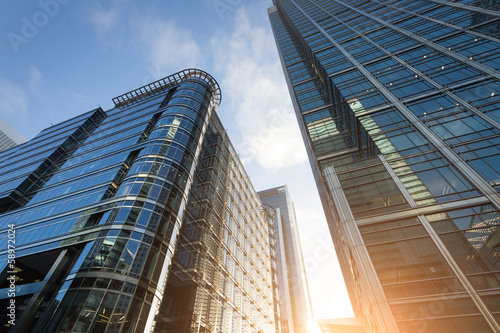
[270,0,500,332]
[0,70,277,333]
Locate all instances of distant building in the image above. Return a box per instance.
[0,69,278,333]
[259,185,314,333]
[269,0,500,332]
[262,204,285,333]
[0,118,26,151]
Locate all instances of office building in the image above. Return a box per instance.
[259,185,314,333]
[0,69,277,332]
[0,118,26,152]
[269,1,500,332]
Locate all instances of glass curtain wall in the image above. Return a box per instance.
[269,1,500,332]
[0,69,276,333]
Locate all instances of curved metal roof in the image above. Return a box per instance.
[112,68,221,110]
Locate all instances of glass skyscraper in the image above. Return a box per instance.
[259,185,314,333]
[268,1,500,332]
[0,118,26,152]
[0,69,278,332]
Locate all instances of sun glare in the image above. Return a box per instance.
[308,321,323,333]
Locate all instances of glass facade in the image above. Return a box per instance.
[268,1,500,332]
[259,185,314,333]
[0,69,277,332]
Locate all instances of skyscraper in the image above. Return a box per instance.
[259,185,314,333]
[268,1,500,332]
[0,69,277,332]
[0,118,26,152]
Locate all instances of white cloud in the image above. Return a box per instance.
[28,66,42,91]
[90,4,119,34]
[135,19,206,82]
[85,1,207,85]
[211,8,307,171]
[0,78,28,119]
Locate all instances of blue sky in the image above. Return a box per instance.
[0,0,353,319]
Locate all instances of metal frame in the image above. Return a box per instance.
[379,154,500,332]
[297,0,500,211]
[112,68,222,111]
[424,0,500,19]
